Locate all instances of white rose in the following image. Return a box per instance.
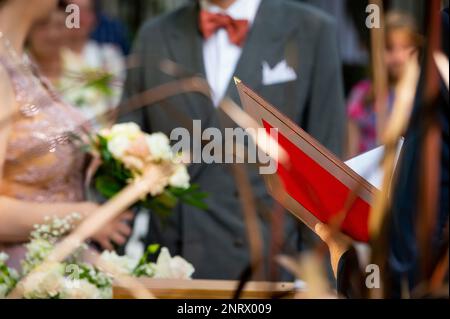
[108,123,141,140]
[105,123,144,161]
[152,247,171,278]
[146,133,173,161]
[107,135,132,160]
[169,164,190,189]
[100,251,138,275]
[168,256,196,279]
[22,263,65,299]
[153,248,195,280]
[60,278,103,299]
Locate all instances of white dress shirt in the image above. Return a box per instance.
[200,0,262,107]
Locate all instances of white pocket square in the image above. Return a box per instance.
[262,60,298,86]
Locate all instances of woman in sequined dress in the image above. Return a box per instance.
[0,0,132,269]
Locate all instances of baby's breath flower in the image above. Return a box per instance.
[30,213,81,243]
[21,239,54,275]
[0,252,9,264]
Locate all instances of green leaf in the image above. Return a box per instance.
[94,175,123,198]
[147,201,173,218]
[181,197,209,210]
[94,134,208,217]
[147,244,160,255]
[132,243,161,276]
[84,73,115,97]
[167,184,209,210]
[153,190,179,209]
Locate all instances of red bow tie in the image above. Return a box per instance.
[199,10,250,47]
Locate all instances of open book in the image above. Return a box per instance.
[235,80,402,242]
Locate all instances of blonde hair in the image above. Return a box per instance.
[385,11,424,49]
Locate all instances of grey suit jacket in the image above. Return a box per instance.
[120,0,346,280]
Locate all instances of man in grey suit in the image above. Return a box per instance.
[121,0,346,280]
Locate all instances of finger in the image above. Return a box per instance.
[110,233,127,246]
[315,223,331,243]
[117,223,132,237]
[99,238,114,251]
[119,211,134,222]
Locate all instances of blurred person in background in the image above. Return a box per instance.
[0,0,132,270]
[27,6,67,84]
[346,12,423,158]
[65,0,124,71]
[295,0,370,95]
[121,0,346,280]
[62,0,125,128]
[90,0,131,56]
[27,1,122,129]
[317,7,449,298]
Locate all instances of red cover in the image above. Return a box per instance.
[235,80,375,242]
[263,121,371,242]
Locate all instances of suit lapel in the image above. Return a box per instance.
[224,0,287,103]
[165,3,205,77]
[164,2,212,121]
[163,0,291,121]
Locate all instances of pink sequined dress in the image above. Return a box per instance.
[0,53,87,269]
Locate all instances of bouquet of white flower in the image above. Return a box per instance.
[101,245,195,280]
[91,122,208,218]
[14,213,114,299]
[0,214,195,299]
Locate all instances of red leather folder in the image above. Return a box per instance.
[236,81,376,242]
